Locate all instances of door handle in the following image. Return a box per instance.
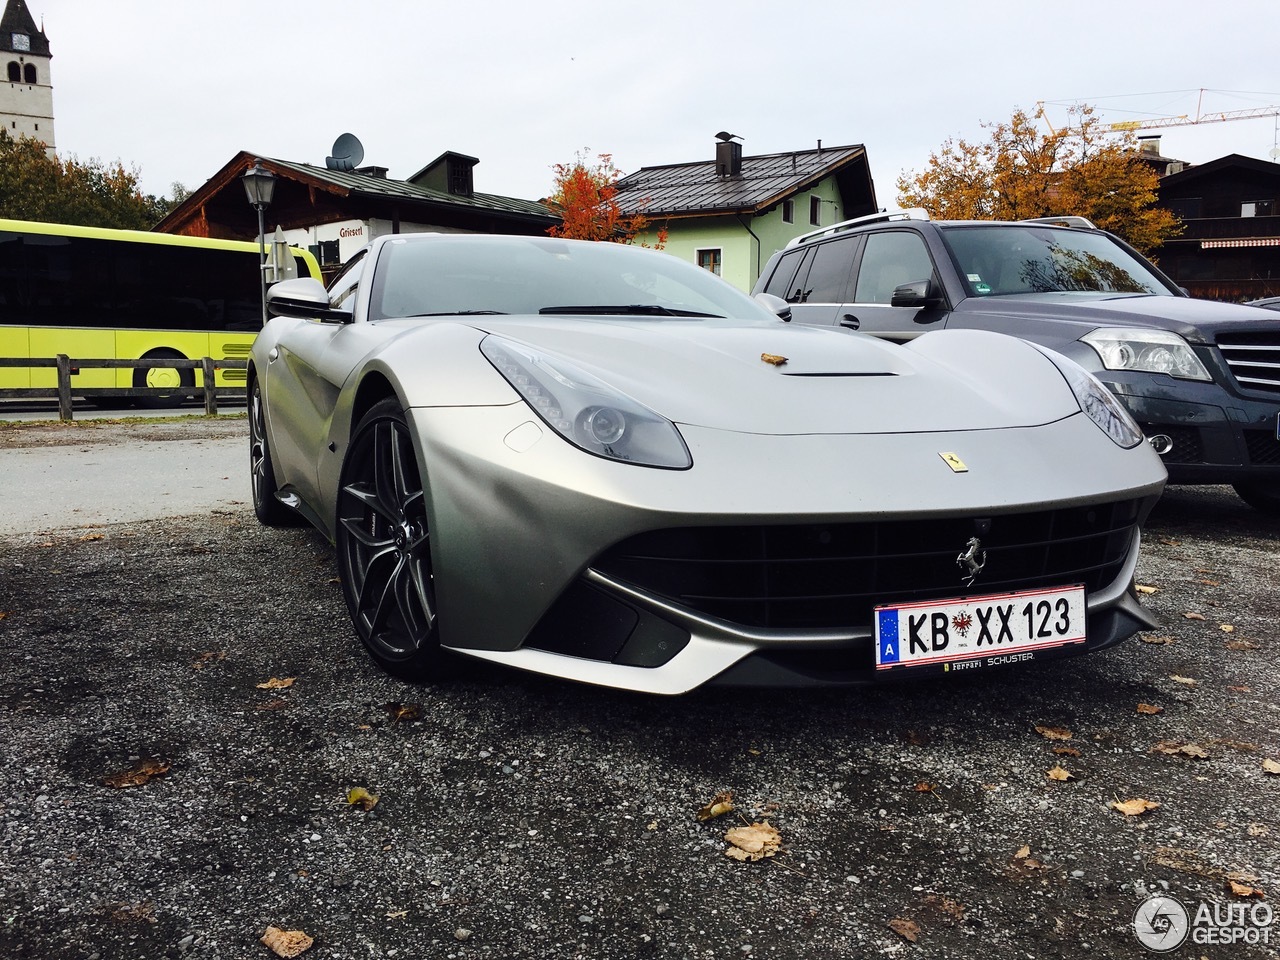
[839,314,860,330]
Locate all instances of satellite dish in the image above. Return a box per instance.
[325,133,365,172]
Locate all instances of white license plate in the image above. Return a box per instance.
[875,585,1087,672]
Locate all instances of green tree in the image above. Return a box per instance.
[896,105,1180,255]
[0,131,173,229]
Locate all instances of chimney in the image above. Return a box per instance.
[715,138,742,178]
[1138,135,1161,156]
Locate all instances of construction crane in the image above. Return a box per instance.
[1037,90,1280,135]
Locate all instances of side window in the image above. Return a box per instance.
[761,249,808,301]
[327,250,366,312]
[798,236,858,303]
[853,232,935,304]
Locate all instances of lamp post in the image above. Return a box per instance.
[241,161,277,326]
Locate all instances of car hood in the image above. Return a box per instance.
[956,293,1280,344]
[459,316,1079,435]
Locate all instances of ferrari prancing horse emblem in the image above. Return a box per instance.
[940,452,968,473]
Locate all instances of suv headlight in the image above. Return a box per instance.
[1033,345,1145,448]
[481,336,692,469]
[1082,328,1211,381]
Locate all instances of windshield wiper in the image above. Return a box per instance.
[538,304,723,318]
[402,310,509,317]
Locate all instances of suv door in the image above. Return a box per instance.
[762,235,861,327]
[838,230,947,339]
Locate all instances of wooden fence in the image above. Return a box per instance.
[0,356,247,421]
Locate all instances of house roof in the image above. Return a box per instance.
[614,144,873,218]
[1159,153,1280,187]
[154,151,555,240]
[1,0,50,56]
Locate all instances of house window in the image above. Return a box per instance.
[810,196,822,226]
[1242,200,1275,218]
[696,248,722,276]
[782,199,794,224]
[314,239,341,267]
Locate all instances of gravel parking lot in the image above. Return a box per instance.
[1,418,1277,959]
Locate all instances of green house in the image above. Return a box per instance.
[617,136,879,292]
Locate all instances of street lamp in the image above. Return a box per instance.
[241,161,277,326]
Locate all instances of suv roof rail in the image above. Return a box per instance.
[1019,215,1096,229]
[785,208,930,248]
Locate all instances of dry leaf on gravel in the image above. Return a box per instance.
[103,758,171,789]
[1112,797,1160,816]
[1046,765,1076,782]
[1227,880,1266,899]
[1140,635,1176,645]
[1225,638,1261,651]
[346,787,379,811]
[887,918,920,943]
[1152,741,1209,759]
[1135,584,1158,595]
[1198,578,1221,586]
[1034,725,1073,741]
[256,677,295,690]
[1262,759,1280,776]
[1183,612,1207,621]
[696,791,735,822]
[1052,745,1082,757]
[1169,675,1198,686]
[1014,845,1031,859]
[1219,624,1235,633]
[724,821,781,861]
[77,533,105,542]
[922,894,966,924]
[1136,703,1164,715]
[383,702,423,723]
[913,782,935,793]
[261,926,314,958]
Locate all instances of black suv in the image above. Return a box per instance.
[751,210,1280,513]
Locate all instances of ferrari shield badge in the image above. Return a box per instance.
[939,452,968,473]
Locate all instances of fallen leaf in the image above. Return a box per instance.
[260,926,314,958]
[383,702,423,723]
[1183,612,1206,621]
[921,894,965,924]
[1046,765,1076,781]
[1034,725,1073,741]
[1136,703,1164,715]
[724,821,781,862]
[1263,759,1280,776]
[1135,584,1159,595]
[1152,740,1209,759]
[696,791,735,822]
[1140,635,1176,645]
[1228,684,1252,693]
[1169,675,1198,686]
[1219,624,1235,633]
[1158,537,1181,546]
[256,698,288,712]
[1052,745,1082,757]
[1112,797,1160,817]
[1227,880,1266,899]
[913,782,935,793]
[760,353,788,367]
[1225,638,1261,651]
[887,918,920,943]
[256,677,295,690]
[78,533,105,542]
[385,910,408,920]
[1198,578,1221,587]
[1014,845,1032,859]
[103,758,171,789]
[346,787,379,811]
[192,651,226,671]
[1247,823,1269,837]
[0,611,9,621]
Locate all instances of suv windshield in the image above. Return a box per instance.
[939,225,1173,298]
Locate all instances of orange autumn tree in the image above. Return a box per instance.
[546,151,667,248]
[896,105,1180,256]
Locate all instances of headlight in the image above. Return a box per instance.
[480,336,692,469]
[1082,328,1211,381]
[1032,345,1145,448]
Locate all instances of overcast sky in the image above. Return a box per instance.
[38,0,1280,209]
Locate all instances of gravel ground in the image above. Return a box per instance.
[0,419,1277,959]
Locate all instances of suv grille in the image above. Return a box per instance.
[594,501,1143,631]
[1218,333,1280,394]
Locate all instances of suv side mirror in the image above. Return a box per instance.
[890,279,942,310]
[753,291,792,322]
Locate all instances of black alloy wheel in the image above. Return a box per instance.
[248,378,297,526]
[336,397,444,677]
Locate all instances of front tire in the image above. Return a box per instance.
[1232,481,1280,515]
[336,398,445,678]
[248,377,298,526]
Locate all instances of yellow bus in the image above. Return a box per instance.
[0,218,322,406]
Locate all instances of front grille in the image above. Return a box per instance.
[1245,428,1280,466]
[1218,333,1280,395]
[594,501,1143,631]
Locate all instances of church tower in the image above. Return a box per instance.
[0,0,54,154]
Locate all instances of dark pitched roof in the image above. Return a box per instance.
[1159,153,1280,187]
[1,0,50,56]
[615,144,872,218]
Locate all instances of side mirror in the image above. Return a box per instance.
[266,277,352,324]
[890,278,942,310]
[753,291,792,322]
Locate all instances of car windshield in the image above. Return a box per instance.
[367,235,774,322]
[939,225,1172,298]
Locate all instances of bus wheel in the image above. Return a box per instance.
[134,350,194,409]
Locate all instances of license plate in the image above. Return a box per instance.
[875,584,1086,672]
